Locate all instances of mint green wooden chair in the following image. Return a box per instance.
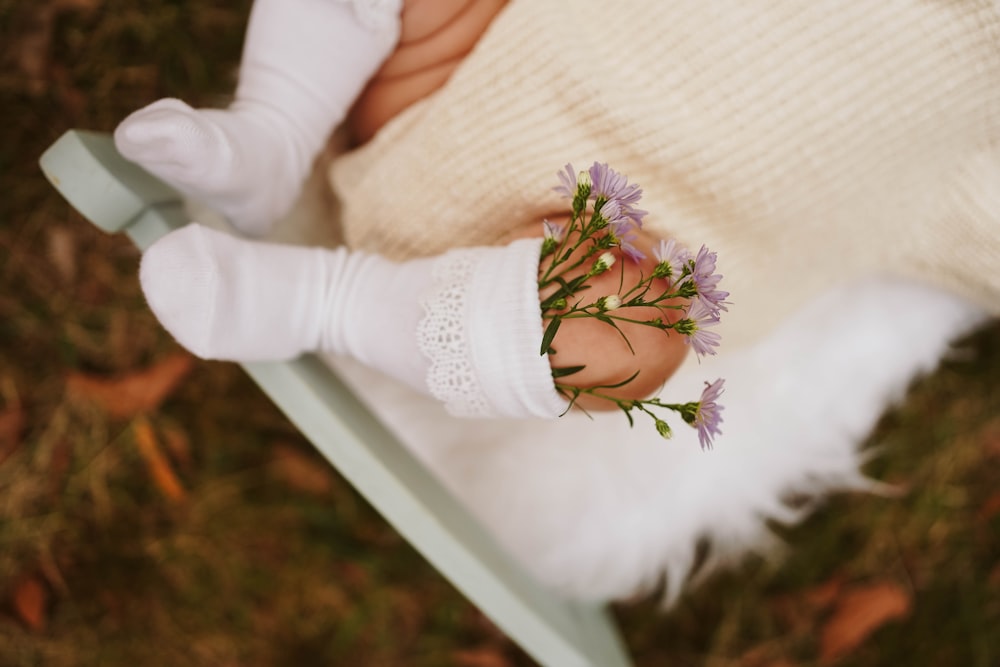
[40,130,633,667]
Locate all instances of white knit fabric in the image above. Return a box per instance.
[331,0,1000,348]
[418,238,568,419]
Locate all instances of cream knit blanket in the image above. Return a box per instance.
[332,0,1000,346]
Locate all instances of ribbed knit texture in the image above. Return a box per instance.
[332,0,1000,346]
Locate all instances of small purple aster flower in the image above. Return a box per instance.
[679,298,722,357]
[553,164,578,199]
[682,245,729,313]
[542,218,566,243]
[651,238,691,283]
[540,218,567,258]
[589,162,643,207]
[688,245,720,288]
[608,218,646,262]
[598,199,627,226]
[693,378,725,450]
[618,239,647,263]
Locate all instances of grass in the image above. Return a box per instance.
[1,1,997,664]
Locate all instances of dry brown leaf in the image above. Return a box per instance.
[981,419,1000,459]
[133,416,187,503]
[989,562,1000,589]
[270,443,334,496]
[803,577,844,612]
[770,576,843,637]
[46,227,77,283]
[65,353,194,419]
[48,438,73,497]
[978,491,1000,522]
[451,647,513,667]
[737,645,799,667]
[160,422,193,472]
[12,575,48,632]
[819,581,911,664]
[0,403,26,466]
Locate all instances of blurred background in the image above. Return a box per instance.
[1,1,998,664]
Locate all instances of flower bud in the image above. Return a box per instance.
[651,262,673,280]
[589,251,616,275]
[540,236,559,258]
[542,219,566,242]
[596,294,622,311]
[655,419,673,439]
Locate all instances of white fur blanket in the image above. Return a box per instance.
[191,163,991,605]
[325,277,987,604]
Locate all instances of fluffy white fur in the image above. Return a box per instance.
[185,167,989,605]
[322,275,987,604]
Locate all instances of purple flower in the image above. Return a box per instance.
[679,298,722,357]
[542,218,566,243]
[608,217,646,262]
[688,245,720,289]
[681,245,729,313]
[651,238,691,283]
[618,238,647,263]
[693,378,725,450]
[598,199,627,226]
[540,218,567,258]
[553,164,579,199]
[589,162,643,207]
[588,162,648,227]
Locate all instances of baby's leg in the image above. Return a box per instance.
[139,224,689,419]
[140,224,565,418]
[115,0,402,236]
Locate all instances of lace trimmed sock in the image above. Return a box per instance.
[140,224,566,419]
[114,0,402,236]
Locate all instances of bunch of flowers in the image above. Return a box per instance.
[540,162,727,449]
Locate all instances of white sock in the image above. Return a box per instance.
[114,0,401,236]
[140,225,566,419]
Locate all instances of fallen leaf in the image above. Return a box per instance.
[451,647,513,667]
[270,443,334,496]
[133,416,187,503]
[160,422,193,472]
[980,419,1000,459]
[48,438,73,497]
[989,563,1000,588]
[12,575,48,632]
[737,645,799,667]
[770,576,844,636]
[0,403,26,466]
[46,227,77,283]
[819,581,911,664]
[978,491,1000,522]
[803,577,844,612]
[65,353,194,419]
[336,562,371,592]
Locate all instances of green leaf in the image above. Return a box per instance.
[540,317,561,355]
[600,369,642,390]
[551,365,586,379]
